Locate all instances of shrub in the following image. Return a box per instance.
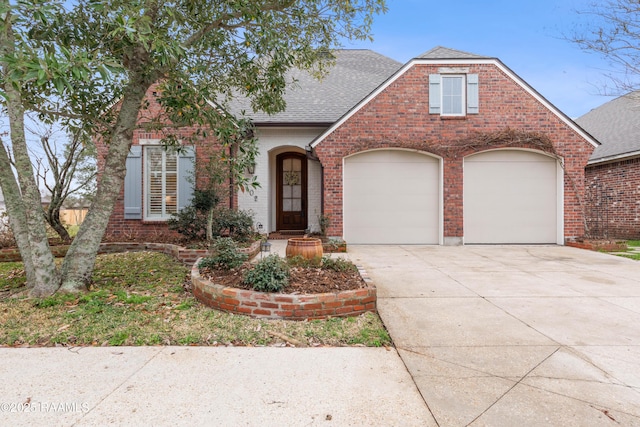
[286,255,318,268]
[214,208,254,242]
[168,204,255,243]
[243,255,290,292]
[167,206,207,241]
[321,256,358,273]
[198,238,247,270]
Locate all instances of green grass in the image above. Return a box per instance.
[0,251,391,348]
[617,252,640,261]
[626,240,640,247]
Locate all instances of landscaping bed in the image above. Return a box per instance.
[0,251,390,348]
[193,259,376,321]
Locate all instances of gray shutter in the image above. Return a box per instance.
[467,74,479,114]
[178,146,195,212]
[429,74,441,114]
[124,146,142,219]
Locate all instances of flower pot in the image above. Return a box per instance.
[286,237,323,265]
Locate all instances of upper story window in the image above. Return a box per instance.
[442,75,465,116]
[429,72,479,117]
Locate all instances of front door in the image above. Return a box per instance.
[276,152,307,231]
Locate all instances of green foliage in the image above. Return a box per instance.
[286,254,356,272]
[192,188,221,212]
[215,208,254,242]
[168,205,255,242]
[167,206,207,241]
[198,237,248,271]
[321,256,358,273]
[243,254,290,293]
[0,252,391,347]
[0,0,387,295]
[286,255,317,268]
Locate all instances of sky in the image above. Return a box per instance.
[341,0,620,118]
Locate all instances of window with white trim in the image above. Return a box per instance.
[145,146,178,220]
[429,73,479,116]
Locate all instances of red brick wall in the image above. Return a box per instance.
[585,157,640,239]
[97,83,232,241]
[314,63,595,242]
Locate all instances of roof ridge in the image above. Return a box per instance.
[417,46,491,60]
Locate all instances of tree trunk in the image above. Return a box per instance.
[206,207,214,242]
[0,7,59,296]
[59,77,152,292]
[0,146,37,287]
[45,205,72,243]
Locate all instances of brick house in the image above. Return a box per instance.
[576,92,640,239]
[105,47,598,245]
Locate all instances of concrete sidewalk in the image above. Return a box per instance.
[348,245,640,427]
[0,347,434,426]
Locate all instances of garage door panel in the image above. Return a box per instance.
[464,150,559,244]
[344,150,440,244]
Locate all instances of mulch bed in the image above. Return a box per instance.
[200,264,366,294]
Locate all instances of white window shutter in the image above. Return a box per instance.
[178,146,195,212]
[467,74,479,114]
[124,146,142,219]
[429,74,441,114]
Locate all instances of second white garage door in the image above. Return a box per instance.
[343,150,440,244]
[463,149,560,244]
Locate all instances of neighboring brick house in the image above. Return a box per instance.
[576,92,640,239]
[105,46,598,245]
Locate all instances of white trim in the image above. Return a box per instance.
[587,150,640,166]
[557,159,565,245]
[138,139,162,145]
[311,58,599,149]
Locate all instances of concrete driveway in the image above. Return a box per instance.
[348,245,640,427]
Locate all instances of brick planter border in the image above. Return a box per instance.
[0,240,261,266]
[566,240,628,252]
[191,259,377,320]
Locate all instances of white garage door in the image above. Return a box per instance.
[464,150,560,244]
[344,150,440,244]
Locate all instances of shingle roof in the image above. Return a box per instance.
[228,50,402,124]
[575,92,640,162]
[416,46,491,60]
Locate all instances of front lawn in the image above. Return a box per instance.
[0,252,391,348]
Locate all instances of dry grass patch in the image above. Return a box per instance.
[0,252,390,348]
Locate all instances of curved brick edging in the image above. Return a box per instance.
[191,259,377,320]
[0,240,261,266]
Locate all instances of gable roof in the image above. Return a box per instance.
[575,92,640,164]
[311,46,599,149]
[229,50,402,125]
[417,46,491,60]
